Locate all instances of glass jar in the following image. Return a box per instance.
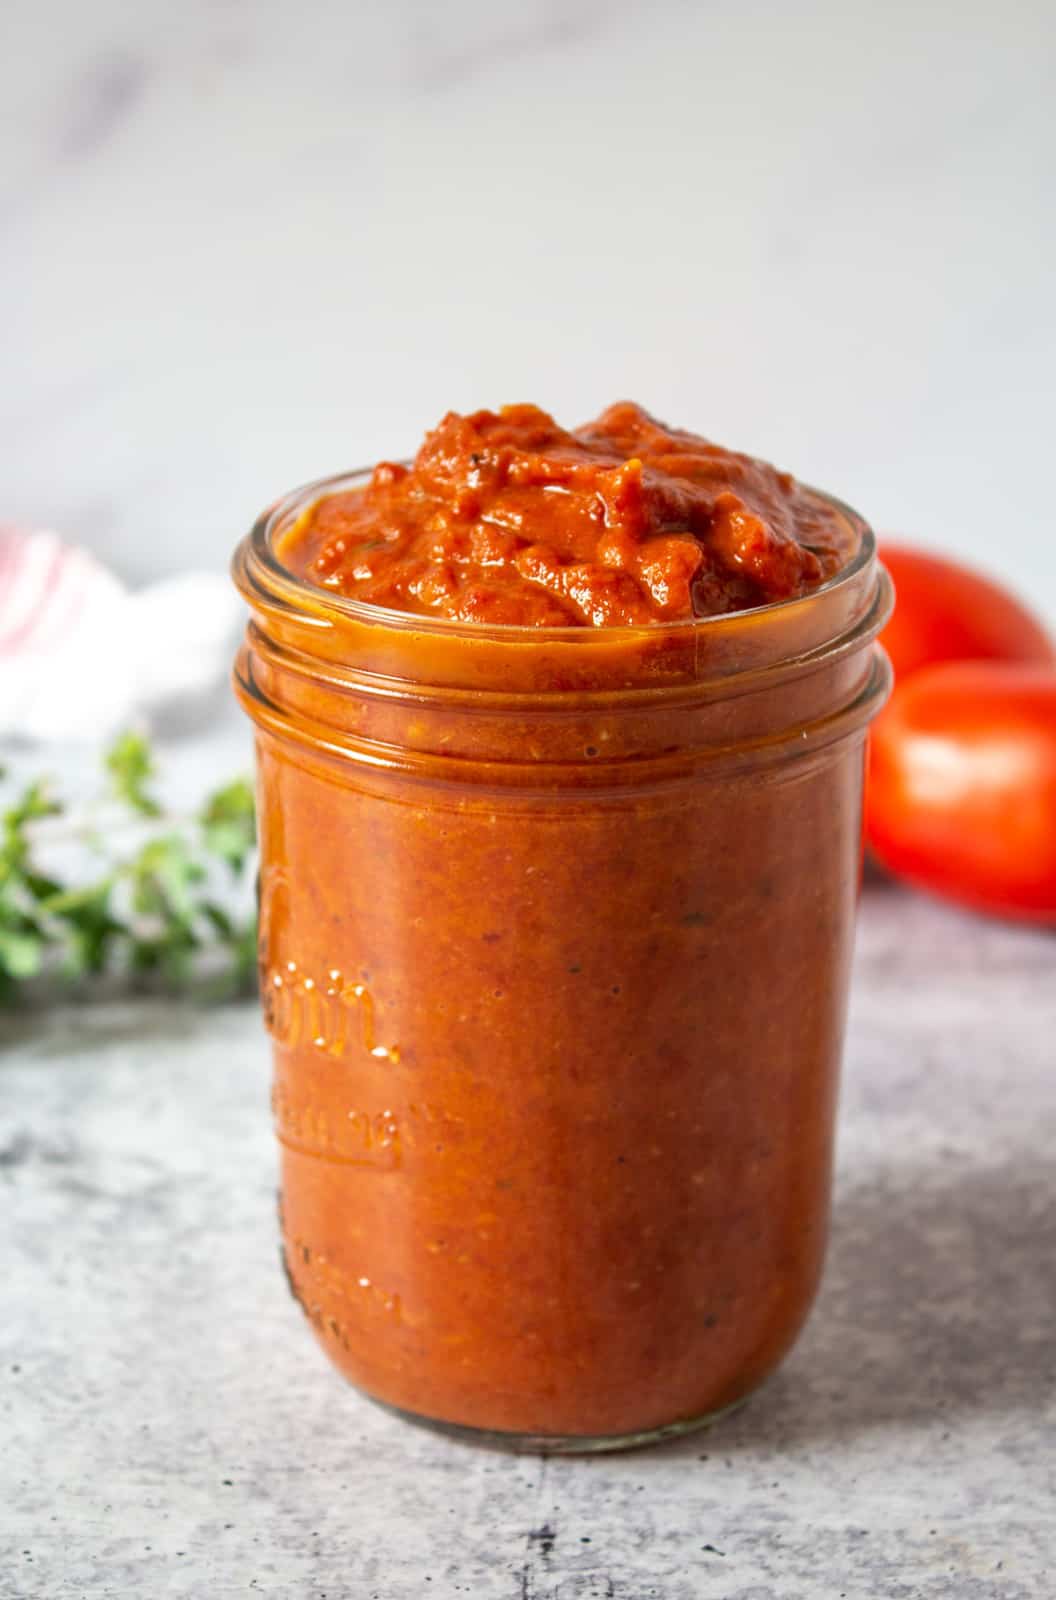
[232,469,892,1452]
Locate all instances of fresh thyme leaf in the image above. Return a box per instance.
[129,917,200,981]
[0,922,46,980]
[22,871,66,903]
[130,834,206,924]
[105,730,162,818]
[201,900,235,939]
[3,780,63,885]
[38,879,125,978]
[200,778,256,873]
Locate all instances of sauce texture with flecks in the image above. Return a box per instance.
[280,402,855,626]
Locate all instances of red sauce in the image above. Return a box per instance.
[281,402,855,626]
[234,403,889,1445]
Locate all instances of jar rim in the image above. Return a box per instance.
[236,465,877,644]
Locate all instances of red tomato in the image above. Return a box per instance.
[878,544,1055,682]
[868,662,1056,923]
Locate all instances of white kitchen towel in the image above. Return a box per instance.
[0,525,242,742]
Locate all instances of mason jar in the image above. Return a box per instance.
[232,469,892,1452]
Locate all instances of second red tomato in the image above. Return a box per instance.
[878,544,1054,683]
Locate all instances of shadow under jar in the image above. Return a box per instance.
[233,472,892,1452]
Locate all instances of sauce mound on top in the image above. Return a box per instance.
[280,402,857,627]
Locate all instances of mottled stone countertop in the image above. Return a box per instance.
[2,885,1053,1599]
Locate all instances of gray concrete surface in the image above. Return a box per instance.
[2,884,1054,1598]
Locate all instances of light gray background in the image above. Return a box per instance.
[3,0,1055,616]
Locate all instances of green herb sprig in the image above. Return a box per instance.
[0,733,257,1003]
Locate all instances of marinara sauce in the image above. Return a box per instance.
[286,402,851,625]
[233,403,892,1449]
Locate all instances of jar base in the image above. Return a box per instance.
[363,1392,750,1455]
